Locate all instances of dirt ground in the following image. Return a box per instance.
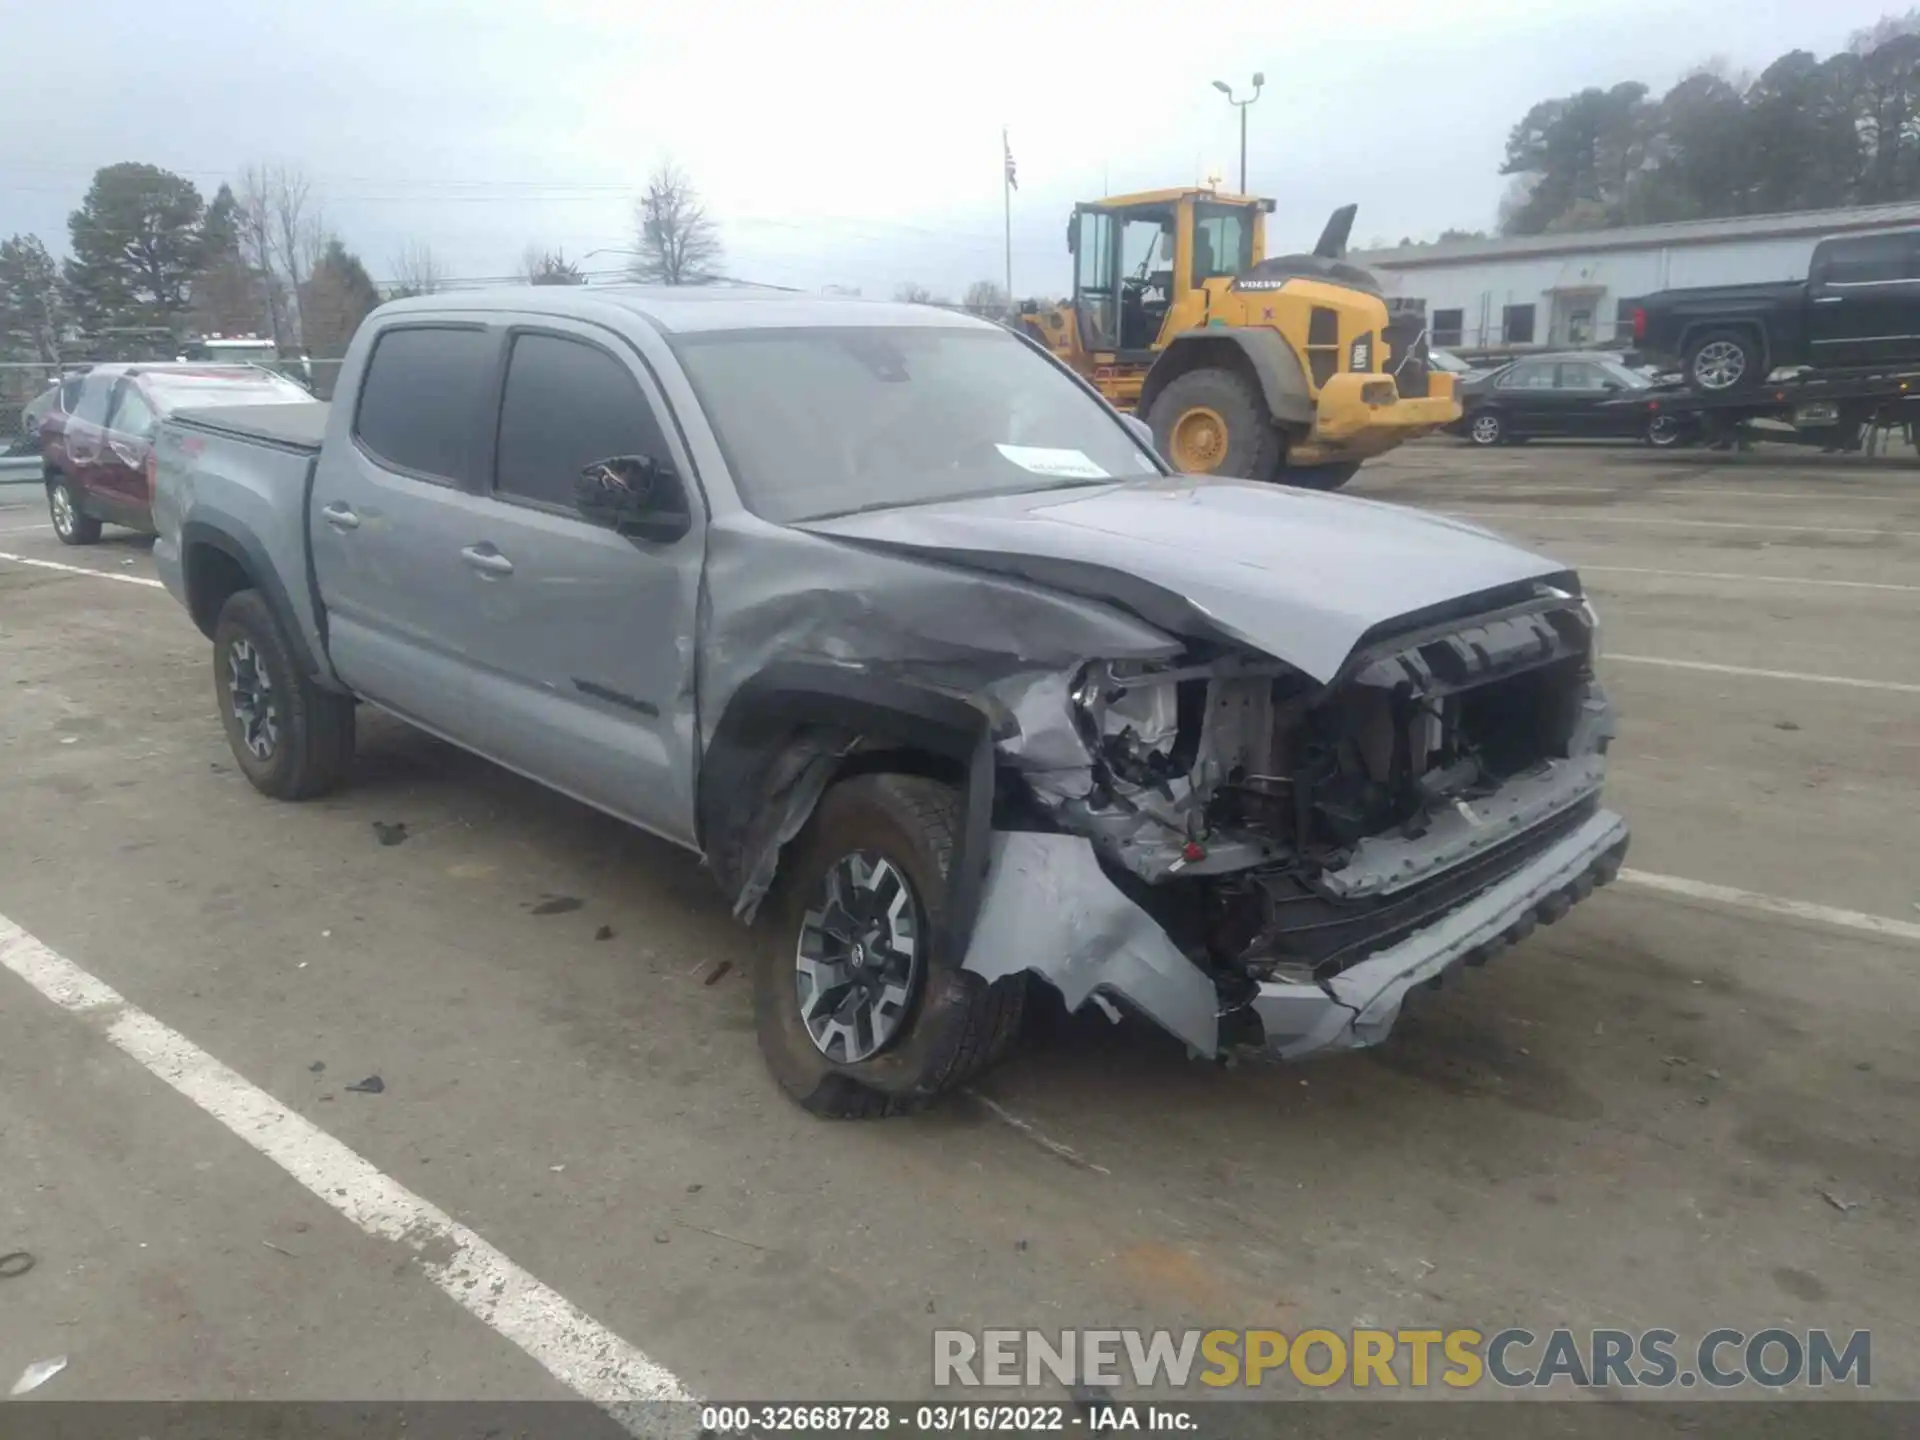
[1,439,1915,1426]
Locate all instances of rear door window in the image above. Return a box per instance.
[71,375,115,425]
[1496,361,1555,390]
[352,326,495,485]
[492,333,673,511]
[108,382,157,438]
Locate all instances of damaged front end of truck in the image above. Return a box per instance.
[965,579,1628,1060]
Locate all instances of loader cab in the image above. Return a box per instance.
[1068,189,1269,358]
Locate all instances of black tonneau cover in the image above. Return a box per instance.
[170,401,329,454]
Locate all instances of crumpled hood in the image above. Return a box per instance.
[799,476,1574,682]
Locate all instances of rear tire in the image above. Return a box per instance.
[755,774,1026,1118]
[212,589,355,800]
[48,478,102,545]
[1684,329,1763,393]
[1284,461,1361,491]
[1646,414,1691,449]
[1465,410,1505,446]
[1146,369,1282,480]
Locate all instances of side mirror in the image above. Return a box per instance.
[575,455,691,543]
[1121,414,1155,451]
[1600,379,1622,393]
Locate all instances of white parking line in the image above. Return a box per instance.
[1580,565,1920,593]
[0,912,695,1413]
[1415,487,1914,505]
[0,523,54,535]
[1442,509,1918,538]
[0,551,163,588]
[1607,654,1920,694]
[1619,870,1920,945]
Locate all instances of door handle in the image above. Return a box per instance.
[460,544,514,576]
[321,502,360,531]
[1814,295,1845,304]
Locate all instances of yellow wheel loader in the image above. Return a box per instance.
[1019,189,1460,488]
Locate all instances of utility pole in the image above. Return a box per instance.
[1211,74,1265,193]
[1003,128,1017,301]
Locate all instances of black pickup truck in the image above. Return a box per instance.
[1633,227,1920,392]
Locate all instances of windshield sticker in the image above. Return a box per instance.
[995,445,1110,479]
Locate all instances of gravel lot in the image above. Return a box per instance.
[1,440,1915,1421]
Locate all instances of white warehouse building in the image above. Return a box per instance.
[1352,201,1920,356]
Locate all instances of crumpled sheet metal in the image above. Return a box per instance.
[730,738,848,923]
[961,831,1220,1057]
[697,522,1179,749]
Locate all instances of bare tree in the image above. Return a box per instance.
[962,280,1010,318]
[390,242,447,298]
[236,164,322,350]
[893,282,946,305]
[629,161,722,285]
[519,245,585,286]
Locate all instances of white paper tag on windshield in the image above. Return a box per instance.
[995,444,1110,479]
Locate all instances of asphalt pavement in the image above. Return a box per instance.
[2,440,1916,1419]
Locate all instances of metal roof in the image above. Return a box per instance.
[376,285,998,335]
[1352,202,1920,270]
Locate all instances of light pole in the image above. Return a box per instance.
[1211,73,1265,194]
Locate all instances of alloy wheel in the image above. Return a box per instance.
[1692,341,1746,390]
[227,639,280,760]
[794,851,924,1063]
[50,484,74,538]
[1470,413,1502,445]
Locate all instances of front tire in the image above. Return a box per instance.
[48,478,102,545]
[1684,329,1762,393]
[1466,410,1505,446]
[212,589,355,800]
[1146,369,1281,480]
[756,774,1026,1118]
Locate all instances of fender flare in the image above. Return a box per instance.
[1139,328,1314,426]
[179,518,322,681]
[698,663,995,958]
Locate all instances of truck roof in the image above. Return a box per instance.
[373,285,999,335]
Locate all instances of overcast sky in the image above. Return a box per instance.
[0,0,1907,300]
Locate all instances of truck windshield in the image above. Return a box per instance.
[672,326,1160,523]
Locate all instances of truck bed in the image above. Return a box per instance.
[169,401,329,453]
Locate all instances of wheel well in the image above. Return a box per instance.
[1138,339,1268,421]
[1681,320,1768,370]
[184,542,255,640]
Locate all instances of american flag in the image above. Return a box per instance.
[1004,131,1018,192]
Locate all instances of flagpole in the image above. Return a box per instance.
[1002,127,1013,302]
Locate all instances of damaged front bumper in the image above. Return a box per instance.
[962,805,1628,1063]
[1246,806,1628,1058]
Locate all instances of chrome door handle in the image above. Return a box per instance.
[322,503,360,531]
[1813,295,1845,304]
[460,544,513,576]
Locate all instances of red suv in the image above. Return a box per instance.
[40,364,312,545]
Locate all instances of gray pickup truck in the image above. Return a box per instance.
[152,287,1627,1117]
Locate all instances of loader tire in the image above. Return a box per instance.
[1147,369,1282,481]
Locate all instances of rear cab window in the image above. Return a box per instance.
[492,332,675,511]
[352,326,496,485]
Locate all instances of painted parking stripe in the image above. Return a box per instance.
[1607,654,1920,694]
[0,551,163,588]
[0,912,696,1413]
[1618,870,1920,945]
[1441,509,1918,538]
[1411,486,1914,505]
[1579,566,1920,593]
[0,523,55,535]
